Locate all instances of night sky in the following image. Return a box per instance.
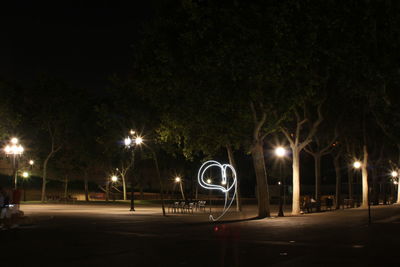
[0,1,155,89]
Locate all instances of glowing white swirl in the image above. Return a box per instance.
[198,160,237,221]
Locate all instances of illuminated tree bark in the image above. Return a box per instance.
[361,145,369,208]
[397,175,400,204]
[291,147,301,215]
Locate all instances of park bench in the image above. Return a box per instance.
[185,202,195,213]
[168,201,180,213]
[197,200,206,212]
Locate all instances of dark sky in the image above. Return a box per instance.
[0,1,155,89]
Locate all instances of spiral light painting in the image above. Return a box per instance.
[197,160,237,221]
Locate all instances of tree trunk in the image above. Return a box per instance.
[226,145,242,212]
[64,176,68,199]
[397,146,400,204]
[105,182,109,202]
[347,167,353,200]
[140,185,144,200]
[333,154,341,209]
[361,145,369,208]
[151,150,166,216]
[314,154,322,210]
[84,176,89,202]
[397,180,400,204]
[41,156,51,202]
[251,141,270,218]
[371,169,379,205]
[122,174,127,201]
[291,147,301,215]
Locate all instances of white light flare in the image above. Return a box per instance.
[135,136,143,145]
[353,161,361,169]
[275,147,286,157]
[124,137,132,147]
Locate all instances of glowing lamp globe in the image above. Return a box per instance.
[353,161,361,169]
[275,147,286,157]
[124,137,132,146]
[135,137,143,145]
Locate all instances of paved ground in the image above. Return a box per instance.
[1,202,399,266]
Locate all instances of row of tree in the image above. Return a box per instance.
[124,1,400,217]
[1,1,400,219]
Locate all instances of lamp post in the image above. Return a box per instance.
[275,146,286,217]
[175,176,185,200]
[4,137,24,189]
[22,171,29,201]
[124,132,166,216]
[111,175,118,202]
[207,178,212,213]
[124,132,141,211]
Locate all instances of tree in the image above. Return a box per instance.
[282,101,323,215]
[17,77,77,202]
[305,126,337,211]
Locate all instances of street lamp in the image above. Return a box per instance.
[135,136,143,145]
[125,132,166,216]
[175,176,185,200]
[111,175,118,183]
[4,137,24,189]
[206,178,212,212]
[123,132,145,212]
[124,137,132,147]
[353,161,362,169]
[275,146,286,217]
[275,146,286,158]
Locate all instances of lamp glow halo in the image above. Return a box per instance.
[198,160,237,221]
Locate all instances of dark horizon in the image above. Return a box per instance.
[0,1,156,89]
